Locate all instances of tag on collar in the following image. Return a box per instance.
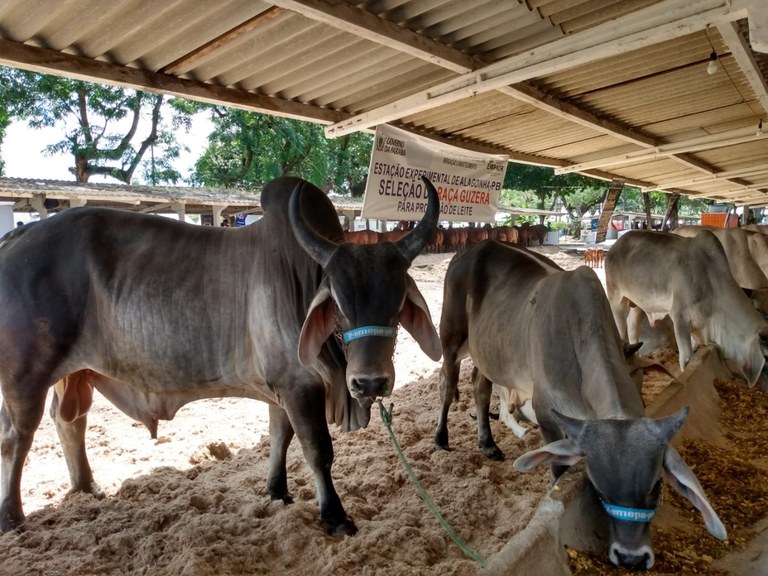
[602,501,656,523]
[342,326,398,344]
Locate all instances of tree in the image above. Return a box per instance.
[190,107,371,192]
[502,164,606,231]
[0,102,8,176]
[0,67,193,184]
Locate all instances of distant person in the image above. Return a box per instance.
[221,218,231,227]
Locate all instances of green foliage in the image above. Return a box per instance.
[190,107,371,192]
[502,163,606,231]
[0,67,193,184]
[0,102,8,175]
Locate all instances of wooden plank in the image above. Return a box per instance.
[270,0,480,73]
[595,179,624,243]
[0,39,344,124]
[160,7,286,75]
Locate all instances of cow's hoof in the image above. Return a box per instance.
[68,482,105,500]
[481,445,504,461]
[270,493,294,505]
[0,511,24,533]
[434,429,451,451]
[326,516,358,537]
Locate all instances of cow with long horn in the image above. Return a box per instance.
[0,175,441,535]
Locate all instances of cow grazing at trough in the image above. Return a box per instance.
[0,176,442,535]
[605,230,768,387]
[672,225,768,314]
[434,240,725,570]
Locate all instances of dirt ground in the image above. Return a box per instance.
[0,245,765,575]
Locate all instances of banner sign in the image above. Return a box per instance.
[362,124,508,222]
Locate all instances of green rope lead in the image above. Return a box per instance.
[377,400,488,569]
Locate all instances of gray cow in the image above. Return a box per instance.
[434,240,725,571]
[0,176,442,535]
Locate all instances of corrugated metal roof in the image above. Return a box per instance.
[1,0,767,205]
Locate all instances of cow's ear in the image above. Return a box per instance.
[298,284,336,366]
[513,439,584,473]
[663,446,727,541]
[400,275,442,361]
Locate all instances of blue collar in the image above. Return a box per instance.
[342,325,398,345]
[602,501,656,523]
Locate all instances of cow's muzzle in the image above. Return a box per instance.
[609,543,654,571]
[348,374,392,400]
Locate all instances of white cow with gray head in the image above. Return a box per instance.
[605,230,768,386]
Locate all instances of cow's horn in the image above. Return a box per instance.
[395,176,440,262]
[289,180,337,267]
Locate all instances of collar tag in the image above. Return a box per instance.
[342,325,398,345]
[602,502,656,523]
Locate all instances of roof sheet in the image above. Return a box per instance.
[0,0,766,205]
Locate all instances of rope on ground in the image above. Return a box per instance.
[377,399,488,569]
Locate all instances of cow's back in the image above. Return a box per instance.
[605,231,727,313]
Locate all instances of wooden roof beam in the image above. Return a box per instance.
[556,127,768,174]
[717,20,768,116]
[645,163,768,189]
[325,0,747,137]
[160,7,286,75]
[0,39,344,124]
[270,0,482,73]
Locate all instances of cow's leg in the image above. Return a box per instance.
[0,386,47,531]
[266,403,294,504]
[609,296,631,342]
[49,385,104,498]
[626,307,645,344]
[473,371,503,460]
[496,385,529,438]
[282,383,356,536]
[671,315,693,371]
[435,351,461,451]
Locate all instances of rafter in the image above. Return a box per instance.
[160,7,286,75]
[270,0,481,73]
[717,20,768,116]
[0,39,344,124]
[555,127,768,174]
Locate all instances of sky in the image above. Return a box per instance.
[1,113,214,183]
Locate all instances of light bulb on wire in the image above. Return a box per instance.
[707,51,719,75]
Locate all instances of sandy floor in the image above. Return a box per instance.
[0,245,763,575]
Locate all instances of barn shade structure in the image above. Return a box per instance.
[1,0,767,206]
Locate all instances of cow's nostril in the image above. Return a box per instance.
[349,378,364,396]
[349,376,390,397]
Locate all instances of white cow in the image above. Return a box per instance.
[673,225,768,313]
[605,230,768,386]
